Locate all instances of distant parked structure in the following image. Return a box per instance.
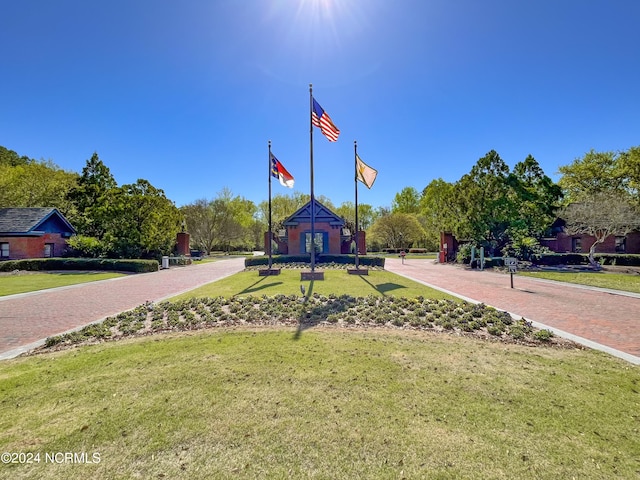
[0,208,76,260]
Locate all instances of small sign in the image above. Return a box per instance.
[504,257,517,288]
[504,257,517,272]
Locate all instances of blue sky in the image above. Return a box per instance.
[2,0,639,209]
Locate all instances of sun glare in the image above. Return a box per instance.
[258,0,379,86]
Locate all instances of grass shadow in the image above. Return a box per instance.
[377,282,406,293]
[293,280,354,340]
[232,275,280,297]
[358,275,406,296]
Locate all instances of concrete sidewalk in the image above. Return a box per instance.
[0,257,245,360]
[385,258,640,365]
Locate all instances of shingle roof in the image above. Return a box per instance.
[0,208,73,234]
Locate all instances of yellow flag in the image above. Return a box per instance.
[356,154,377,189]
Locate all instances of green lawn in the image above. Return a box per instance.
[170,268,457,301]
[520,271,640,294]
[0,272,126,296]
[1,329,638,480]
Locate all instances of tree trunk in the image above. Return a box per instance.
[588,241,602,269]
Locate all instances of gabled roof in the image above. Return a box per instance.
[0,208,76,235]
[283,199,345,227]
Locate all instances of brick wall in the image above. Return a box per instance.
[0,234,69,260]
[542,231,640,254]
[286,222,343,254]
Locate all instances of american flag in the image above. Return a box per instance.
[311,97,340,142]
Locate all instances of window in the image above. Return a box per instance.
[0,242,8,258]
[572,237,582,253]
[304,232,327,254]
[615,236,626,253]
[44,243,54,258]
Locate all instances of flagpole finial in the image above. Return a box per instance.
[268,140,271,147]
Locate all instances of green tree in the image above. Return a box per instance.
[559,192,640,267]
[101,179,182,259]
[66,152,117,237]
[181,199,218,254]
[0,160,78,211]
[558,149,625,203]
[218,189,258,251]
[507,155,563,253]
[452,150,515,254]
[335,202,376,233]
[369,212,425,250]
[420,178,456,249]
[0,146,31,167]
[0,145,78,211]
[183,189,259,253]
[392,186,421,214]
[616,146,640,206]
[449,151,563,256]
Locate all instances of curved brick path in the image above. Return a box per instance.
[386,258,640,365]
[2,257,639,364]
[0,258,245,360]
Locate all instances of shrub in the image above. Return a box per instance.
[0,257,158,273]
[66,235,104,258]
[534,329,554,341]
[530,253,588,266]
[44,336,63,347]
[593,254,640,266]
[243,254,385,269]
[169,256,192,266]
[456,244,474,264]
[487,323,505,336]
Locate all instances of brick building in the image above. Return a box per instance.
[0,208,76,260]
[540,218,640,254]
[267,199,363,255]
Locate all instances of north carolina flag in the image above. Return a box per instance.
[356,154,377,189]
[270,152,295,188]
[311,97,340,142]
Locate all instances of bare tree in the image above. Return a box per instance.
[559,192,640,267]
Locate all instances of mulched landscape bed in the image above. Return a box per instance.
[31,294,580,355]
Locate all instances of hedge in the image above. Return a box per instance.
[530,253,640,267]
[593,254,640,266]
[0,257,159,273]
[244,254,385,269]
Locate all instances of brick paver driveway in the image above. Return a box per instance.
[386,258,640,365]
[0,258,245,359]
[2,257,639,365]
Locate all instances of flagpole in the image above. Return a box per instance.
[309,83,316,272]
[268,140,273,270]
[354,140,360,269]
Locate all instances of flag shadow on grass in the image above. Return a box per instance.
[293,280,351,340]
[233,275,283,297]
[357,275,406,296]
